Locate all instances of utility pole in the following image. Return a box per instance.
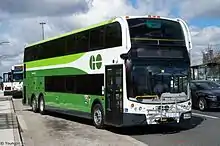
[39,22,46,40]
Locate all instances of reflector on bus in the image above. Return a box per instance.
[135,95,158,99]
[148,15,160,18]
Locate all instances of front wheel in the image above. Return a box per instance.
[92,104,104,129]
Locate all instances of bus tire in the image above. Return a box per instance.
[92,104,104,129]
[31,97,38,113]
[39,96,46,115]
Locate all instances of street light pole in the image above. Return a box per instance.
[39,22,46,40]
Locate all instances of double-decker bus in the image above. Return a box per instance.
[2,71,13,96]
[23,15,192,128]
[11,64,23,98]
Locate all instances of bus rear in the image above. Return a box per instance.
[121,16,192,126]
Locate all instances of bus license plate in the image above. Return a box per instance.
[183,113,191,119]
[166,113,179,117]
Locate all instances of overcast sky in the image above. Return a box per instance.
[0,0,220,75]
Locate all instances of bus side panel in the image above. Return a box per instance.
[34,76,44,98]
[44,92,104,117]
[25,71,34,105]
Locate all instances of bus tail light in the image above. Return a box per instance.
[131,103,134,108]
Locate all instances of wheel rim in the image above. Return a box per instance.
[199,100,204,110]
[94,108,102,125]
[40,99,44,112]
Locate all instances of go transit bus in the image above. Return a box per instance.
[23,15,192,128]
[11,64,23,98]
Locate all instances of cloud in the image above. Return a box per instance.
[180,0,220,19]
[0,0,89,18]
[190,25,220,65]
[0,0,177,74]
[0,0,219,75]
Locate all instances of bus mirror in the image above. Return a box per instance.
[120,53,128,60]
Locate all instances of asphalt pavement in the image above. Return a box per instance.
[13,98,147,146]
[11,95,220,146]
[129,109,220,146]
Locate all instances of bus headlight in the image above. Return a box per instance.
[139,107,142,111]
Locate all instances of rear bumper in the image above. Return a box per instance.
[3,91,12,96]
[11,90,22,97]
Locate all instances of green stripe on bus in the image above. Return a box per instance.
[26,52,85,69]
[44,92,104,113]
[26,67,87,76]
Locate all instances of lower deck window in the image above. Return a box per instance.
[45,74,104,95]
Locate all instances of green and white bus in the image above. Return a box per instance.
[23,15,192,128]
[11,64,24,98]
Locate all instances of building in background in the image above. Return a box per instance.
[191,45,220,82]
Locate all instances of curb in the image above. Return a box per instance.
[11,98,24,146]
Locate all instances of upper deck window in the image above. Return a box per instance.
[127,18,184,40]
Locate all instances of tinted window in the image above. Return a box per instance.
[45,76,65,92]
[190,83,197,90]
[53,38,66,57]
[66,34,75,54]
[195,81,220,90]
[38,43,48,60]
[105,22,122,48]
[127,18,184,40]
[24,22,122,62]
[45,74,104,95]
[29,46,39,61]
[136,47,184,58]
[24,48,31,62]
[89,26,105,51]
[75,31,89,52]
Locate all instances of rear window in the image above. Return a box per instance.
[127,18,184,40]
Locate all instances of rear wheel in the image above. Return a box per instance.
[198,97,207,111]
[31,97,38,113]
[92,104,104,129]
[39,96,46,115]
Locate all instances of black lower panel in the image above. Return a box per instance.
[122,113,147,127]
[45,105,92,119]
[4,91,12,96]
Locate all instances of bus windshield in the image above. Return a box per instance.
[127,64,189,98]
[127,18,184,40]
[13,73,23,81]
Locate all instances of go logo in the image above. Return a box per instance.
[89,54,102,70]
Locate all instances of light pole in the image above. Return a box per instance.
[39,22,46,40]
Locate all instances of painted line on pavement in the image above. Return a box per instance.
[17,115,28,130]
[192,112,220,119]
